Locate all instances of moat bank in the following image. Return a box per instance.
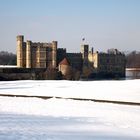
[0,67,126,81]
[126,68,140,79]
[0,67,62,80]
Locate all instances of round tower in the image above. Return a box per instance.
[52,41,57,68]
[26,40,32,68]
[17,35,24,67]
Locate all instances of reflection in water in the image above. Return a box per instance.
[126,69,140,79]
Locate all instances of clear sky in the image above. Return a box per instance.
[0,0,140,53]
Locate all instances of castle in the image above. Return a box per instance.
[17,35,57,69]
[16,35,126,80]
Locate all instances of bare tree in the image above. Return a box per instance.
[126,51,140,68]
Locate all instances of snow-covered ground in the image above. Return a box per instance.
[0,79,140,103]
[0,97,140,140]
[0,80,140,139]
[0,65,17,68]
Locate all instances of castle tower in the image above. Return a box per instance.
[88,47,94,67]
[81,44,89,60]
[36,46,41,68]
[52,41,57,68]
[26,41,32,68]
[17,35,24,67]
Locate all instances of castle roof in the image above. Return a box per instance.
[59,58,70,65]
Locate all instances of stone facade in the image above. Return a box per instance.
[88,48,126,78]
[17,35,57,69]
[16,35,126,79]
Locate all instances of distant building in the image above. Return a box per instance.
[91,50,125,77]
[16,35,126,80]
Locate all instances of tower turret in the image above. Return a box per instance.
[26,40,32,68]
[17,35,24,67]
[52,41,57,68]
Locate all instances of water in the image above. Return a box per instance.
[126,69,140,79]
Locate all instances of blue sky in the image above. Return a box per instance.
[0,0,140,53]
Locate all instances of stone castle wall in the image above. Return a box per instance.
[16,36,126,80]
[17,35,57,69]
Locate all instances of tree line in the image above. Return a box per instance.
[126,51,140,68]
[0,51,140,68]
[0,51,16,65]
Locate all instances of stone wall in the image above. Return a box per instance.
[16,35,57,69]
[0,68,62,80]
